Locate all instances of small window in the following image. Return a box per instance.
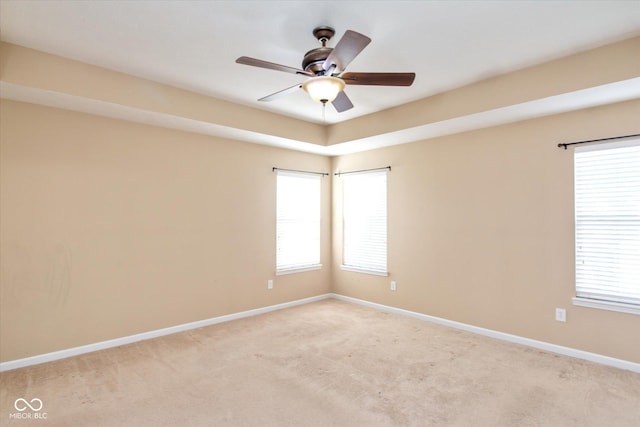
[276,171,321,274]
[341,170,388,276]
[573,139,640,314]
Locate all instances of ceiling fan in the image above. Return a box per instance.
[236,26,416,113]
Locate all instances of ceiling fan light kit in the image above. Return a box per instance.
[236,26,415,113]
[302,75,345,104]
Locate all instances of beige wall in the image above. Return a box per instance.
[2,98,640,364]
[0,100,332,362]
[1,37,639,366]
[332,99,640,363]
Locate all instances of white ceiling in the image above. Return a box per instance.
[1,0,639,125]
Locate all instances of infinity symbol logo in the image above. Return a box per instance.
[14,398,43,412]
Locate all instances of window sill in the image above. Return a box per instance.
[572,297,640,315]
[340,265,388,277]
[276,264,322,276]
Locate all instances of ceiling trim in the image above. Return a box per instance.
[3,78,639,157]
[1,38,639,157]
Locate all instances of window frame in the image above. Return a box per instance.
[572,138,640,315]
[275,170,322,275]
[340,170,388,276]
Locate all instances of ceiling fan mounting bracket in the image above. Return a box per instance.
[312,26,335,46]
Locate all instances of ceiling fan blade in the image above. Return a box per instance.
[258,83,303,102]
[236,56,314,76]
[341,72,416,86]
[332,91,354,113]
[322,30,371,74]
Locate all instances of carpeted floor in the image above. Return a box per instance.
[1,299,639,426]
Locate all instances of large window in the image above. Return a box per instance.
[276,171,321,274]
[341,170,388,275]
[573,139,640,314]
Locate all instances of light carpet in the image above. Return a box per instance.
[1,299,639,426]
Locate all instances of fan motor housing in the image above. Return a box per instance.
[302,47,332,75]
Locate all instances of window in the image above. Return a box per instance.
[276,171,321,274]
[341,170,388,275]
[573,139,640,314]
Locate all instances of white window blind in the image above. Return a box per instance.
[574,139,640,307]
[276,171,321,274]
[342,170,387,275]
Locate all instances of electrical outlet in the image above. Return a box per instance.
[390,281,397,291]
[555,308,566,322]
[267,279,273,289]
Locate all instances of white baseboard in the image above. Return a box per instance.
[330,293,640,374]
[0,293,332,372]
[3,292,638,374]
